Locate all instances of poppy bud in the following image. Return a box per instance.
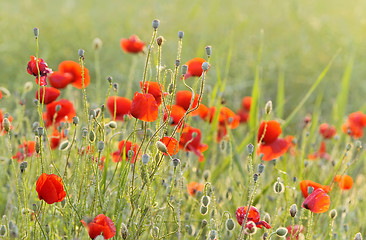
[276,227,288,237]
[181,65,188,76]
[253,173,259,183]
[346,143,352,151]
[113,83,118,91]
[152,19,160,29]
[89,109,96,119]
[93,38,103,50]
[73,116,79,125]
[142,154,150,164]
[226,218,235,231]
[2,118,10,132]
[156,141,168,154]
[201,62,209,71]
[107,76,113,84]
[156,36,164,46]
[178,31,184,39]
[208,230,217,240]
[167,83,174,94]
[205,46,212,57]
[257,163,265,174]
[264,213,270,223]
[203,170,210,181]
[201,195,210,207]
[0,225,6,236]
[354,232,362,240]
[175,59,181,67]
[150,226,159,238]
[37,127,44,136]
[108,121,117,129]
[262,232,268,240]
[20,161,28,173]
[265,100,272,114]
[247,143,254,155]
[121,223,128,239]
[200,205,208,215]
[33,27,39,38]
[45,224,50,234]
[172,158,180,167]
[273,181,284,194]
[78,49,85,58]
[290,204,297,217]
[59,140,69,151]
[24,81,33,92]
[89,130,95,143]
[82,127,88,138]
[97,141,105,152]
[185,225,193,235]
[201,219,208,228]
[330,209,337,219]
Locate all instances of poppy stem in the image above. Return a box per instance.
[141,29,157,88]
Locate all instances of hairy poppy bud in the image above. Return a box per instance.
[168,83,174,94]
[247,143,254,155]
[265,100,272,114]
[142,154,150,164]
[89,109,96,119]
[253,173,259,183]
[273,181,284,194]
[121,223,128,239]
[354,232,362,240]
[71,116,79,126]
[205,46,212,57]
[181,65,188,75]
[108,121,117,129]
[200,205,208,215]
[152,19,160,29]
[89,130,95,143]
[178,31,184,39]
[290,204,297,217]
[20,161,28,173]
[59,140,70,151]
[156,36,163,46]
[78,49,85,58]
[201,219,207,228]
[201,195,210,207]
[2,118,10,132]
[172,158,180,167]
[93,38,103,50]
[330,209,337,219]
[156,141,168,154]
[33,27,39,38]
[276,227,288,237]
[226,218,235,231]
[97,141,105,152]
[201,62,209,71]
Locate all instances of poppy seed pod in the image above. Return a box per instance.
[201,195,210,207]
[82,127,88,138]
[201,62,209,71]
[276,227,288,237]
[97,141,105,152]
[226,218,235,231]
[200,205,208,215]
[354,233,362,240]
[78,49,85,58]
[121,223,128,239]
[55,104,61,112]
[107,76,113,84]
[205,46,212,57]
[33,27,39,38]
[330,209,337,219]
[152,19,160,29]
[142,154,150,164]
[127,150,134,159]
[178,31,184,39]
[93,38,103,50]
[156,141,168,154]
[72,116,79,125]
[172,158,180,167]
[290,204,297,217]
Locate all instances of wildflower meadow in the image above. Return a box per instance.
[1,0,366,239]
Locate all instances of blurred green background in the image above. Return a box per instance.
[1,0,366,124]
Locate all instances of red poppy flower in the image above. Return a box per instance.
[0,90,2,100]
[27,56,52,77]
[257,120,290,161]
[179,126,208,162]
[182,58,209,79]
[36,173,66,204]
[242,96,252,112]
[106,96,132,121]
[0,110,13,134]
[120,35,145,54]
[130,92,159,122]
[187,182,204,196]
[308,141,330,161]
[160,136,179,156]
[163,105,186,127]
[285,135,297,156]
[176,90,199,112]
[342,111,366,139]
[319,123,336,139]
[112,140,139,163]
[81,214,116,239]
[236,206,271,229]
[35,87,60,105]
[302,188,330,213]
[35,76,48,86]
[140,81,164,106]
[200,106,240,129]
[299,180,331,198]
[286,225,304,240]
[12,141,36,162]
[334,175,353,190]
[58,61,90,89]
[195,104,210,120]
[238,97,251,123]
[48,72,73,89]
[49,128,67,150]
[45,99,76,127]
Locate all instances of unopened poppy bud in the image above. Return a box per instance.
[0,225,6,236]
[226,218,235,231]
[264,213,270,223]
[142,154,150,164]
[33,27,39,38]
[330,209,337,219]
[172,158,180,167]
[113,83,118,91]
[253,173,259,183]
[121,223,128,239]
[97,141,105,152]
[290,204,297,217]
[37,127,44,136]
[257,163,265,174]
[156,141,168,153]
[346,143,352,151]
[201,62,209,71]
[72,116,79,125]
[307,186,314,195]
[178,31,184,39]
[273,181,284,194]
[185,225,193,235]
[201,195,210,206]
[201,219,207,228]
[89,109,96,119]
[247,143,254,155]
[168,83,174,94]
[276,227,288,237]
[200,205,208,215]
[59,140,70,151]
[20,161,28,173]
[24,81,33,92]
[89,130,95,143]
[203,170,210,181]
[354,232,362,240]
[181,65,188,76]
[93,38,103,50]
[175,59,181,67]
[150,226,159,238]
[107,76,113,84]
[2,118,10,132]
[45,224,50,234]
[108,121,117,129]
[205,46,212,57]
[82,127,88,138]
[152,19,160,29]
[78,49,85,58]
[156,36,164,46]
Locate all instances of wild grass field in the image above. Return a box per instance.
[0,0,366,239]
